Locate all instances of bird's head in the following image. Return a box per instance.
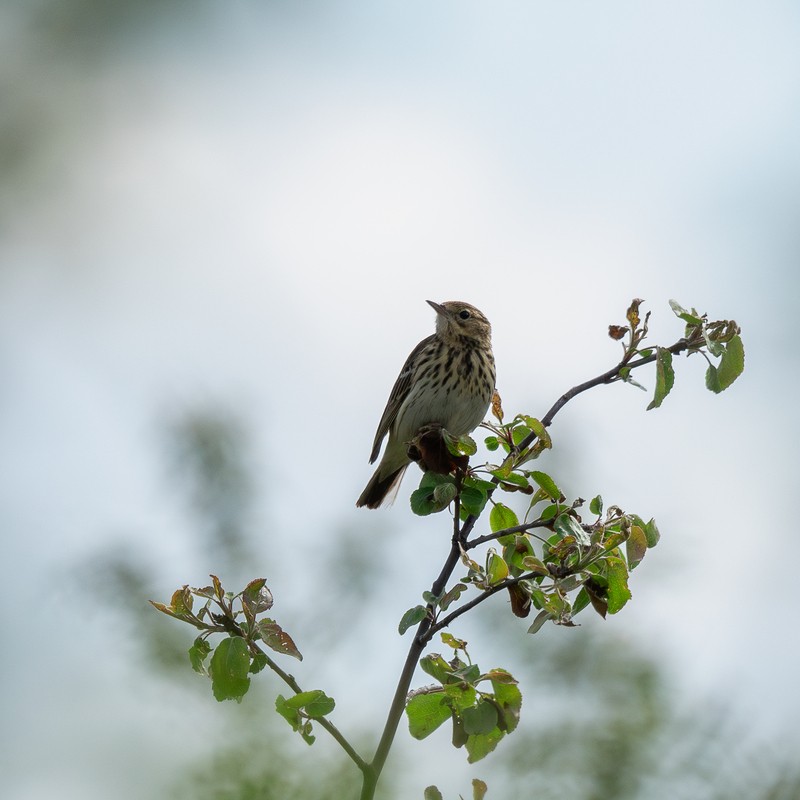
[427,300,492,346]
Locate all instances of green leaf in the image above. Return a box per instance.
[420,653,452,683]
[669,299,704,326]
[460,485,488,517]
[458,433,478,456]
[496,471,532,493]
[511,425,533,447]
[439,583,467,611]
[399,605,427,635]
[433,481,458,506]
[484,667,518,685]
[644,517,660,547]
[704,328,725,358]
[521,555,548,576]
[411,473,457,516]
[530,471,562,501]
[705,364,722,393]
[443,681,478,710]
[717,334,744,390]
[490,502,519,533]
[441,632,467,650]
[484,435,500,451]
[275,694,301,729]
[491,673,522,734]
[468,477,497,495]
[255,619,303,660]
[407,692,452,739]
[554,513,590,547]
[486,552,509,585]
[188,637,211,674]
[539,503,560,522]
[410,487,437,516]
[466,727,505,763]
[424,787,444,800]
[503,534,534,570]
[589,494,603,516]
[209,637,251,702]
[290,689,335,719]
[647,347,675,410]
[520,415,548,440]
[462,701,498,735]
[572,586,590,616]
[487,462,511,479]
[249,652,267,674]
[450,662,481,685]
[527,609,552,634]
[605,557,632,614]
[275,695,317,745]
[626,525,648,570]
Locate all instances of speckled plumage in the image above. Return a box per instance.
[357,300,495,509]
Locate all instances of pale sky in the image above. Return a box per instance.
[2,2,799,797]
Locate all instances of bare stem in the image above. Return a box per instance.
[539,337,693,429]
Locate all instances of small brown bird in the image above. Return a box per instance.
[356,300,495,509]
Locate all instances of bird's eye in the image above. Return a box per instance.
[459,309,471,320]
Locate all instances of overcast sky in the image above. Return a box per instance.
[2,2,799,798]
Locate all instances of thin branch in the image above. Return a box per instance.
[467,519,553,550]
[539,336,694,429]
[362,631,426,798]
[364,473,470,796]
[425,571,542,642]
[460,335,696,548]
[253,644,368,773]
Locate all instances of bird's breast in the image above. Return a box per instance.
[393,345,495,441]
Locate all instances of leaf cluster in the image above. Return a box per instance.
[151,575,302,702]
[406,637,521,765]
[608,298,744,408]
[152,576,350,754]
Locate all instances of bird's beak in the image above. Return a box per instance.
[426,300,446,316]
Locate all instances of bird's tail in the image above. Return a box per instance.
[356,463,409,509]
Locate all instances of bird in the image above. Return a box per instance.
[356,300,495,509]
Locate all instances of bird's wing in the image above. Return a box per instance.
[368,334,435,463]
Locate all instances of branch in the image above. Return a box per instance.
[253,643,368,773]
[539,335,694,429]
[467,519,553,550]
[425,570,561,642]
[460,334,696,546]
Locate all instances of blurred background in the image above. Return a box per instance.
[2,1,799,798]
